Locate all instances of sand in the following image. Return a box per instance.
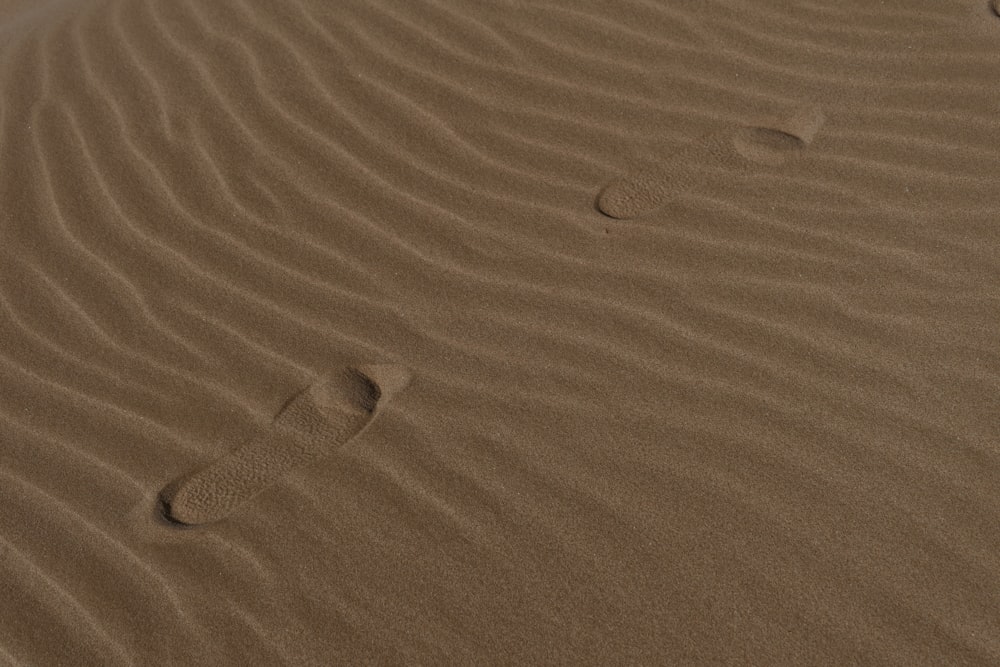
[1,0,999,664]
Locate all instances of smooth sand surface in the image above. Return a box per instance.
[1,0,999,664]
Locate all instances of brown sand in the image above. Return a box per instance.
[1,0,999,664]
[597,104,826,219]
[161,365,412,526]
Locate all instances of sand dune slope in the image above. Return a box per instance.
[1,0,1000,664]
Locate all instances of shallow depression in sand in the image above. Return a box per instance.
[160,364,411,526]
[596,106,825,220]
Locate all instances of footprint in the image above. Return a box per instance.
[597,105,825,220]
[160,364,411,526]
[992,0,1000,18]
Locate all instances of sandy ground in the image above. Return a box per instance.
[1,0,999,664]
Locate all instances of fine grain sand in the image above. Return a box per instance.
[1,0,1000,664]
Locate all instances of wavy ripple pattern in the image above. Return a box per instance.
[1,0,999,664]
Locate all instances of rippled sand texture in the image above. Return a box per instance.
[1,0,999,664]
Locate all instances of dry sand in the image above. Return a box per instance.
[1,0,999,664]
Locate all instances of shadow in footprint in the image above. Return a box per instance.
[160,364,411,526]
[597,105,825,220]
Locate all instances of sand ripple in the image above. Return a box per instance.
[1,0,999,663]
